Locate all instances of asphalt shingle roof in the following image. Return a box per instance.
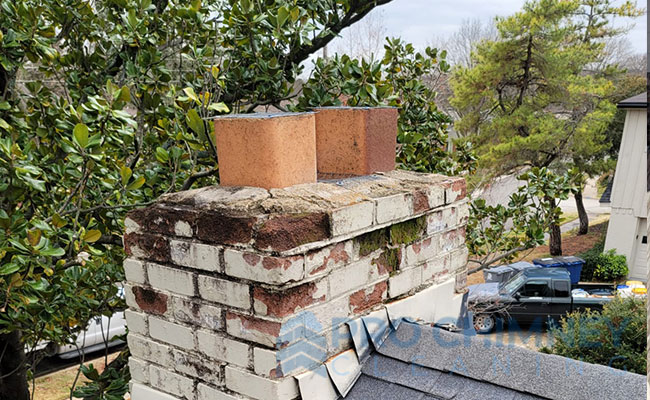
[345,322,646,400]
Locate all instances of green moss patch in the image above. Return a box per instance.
[373,247,402,275]
[390,216,427,245]
[358,228,388,257]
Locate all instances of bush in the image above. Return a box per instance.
[542,296,646,374]
[577,238,605,281]
[593,250,628,281]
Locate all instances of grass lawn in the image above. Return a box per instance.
[467,215,609,285]
[32,352,120,400]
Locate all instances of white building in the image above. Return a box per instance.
[602,92,647,281]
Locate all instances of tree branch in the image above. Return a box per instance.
[181,168,219,191]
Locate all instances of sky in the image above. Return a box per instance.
[335,0,648,54]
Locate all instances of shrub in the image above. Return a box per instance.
[593,250,628,282]
[542,296,646,374]
[577,238,605,281]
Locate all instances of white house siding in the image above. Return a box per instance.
[604,109,648,281]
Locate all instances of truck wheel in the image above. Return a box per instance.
[473,314,496,334]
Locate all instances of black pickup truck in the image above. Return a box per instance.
[468,267,614,333]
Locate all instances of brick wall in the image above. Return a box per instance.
[124,170,468,400]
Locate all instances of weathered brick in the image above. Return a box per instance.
[197,329,249,368]
[127,334,173,367]
[427,208,452,234]
[388,267,422,298]
[131,383,178,400]
[149,364,194,399]
[128,357,150,384]
[253,280,327,317]
[422,254,450,283]
[196,211,257,245]
[170,240,220,272]
[125,309,148,336]
[449,246,469,272]
[349,281,388,313]
[306,296,351,337]
[148,316,195,350]
[328,258,386,298]
[225,366,299,400]
[124,233,170,264]
[197,384,240,400]
[455,269,468,293]
[224,249,304,285]
[404,236,439,266]
[147,263,195,297]
[129,286,169,316]
[226,312,282,347]
[126,205,197,237]
[375,193,412,224]
[440,227,466,252]
[457,201,470,225]
[305,241,354,277]
[171,296,222,330]
[444,177,467,203]
[124,258,146,284]
[255,213,330,252]
[412,185,446,214]
[371,248,403,275]
[330,202,374,236]
[197,275,250,309]
[172,348,221,382]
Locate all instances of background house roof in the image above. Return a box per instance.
[617,92,647,109]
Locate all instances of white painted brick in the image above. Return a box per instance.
[457,200,470,224]
[171,296,223,330]
[172,348,220,382]
[124,258,146,284]
[147,263,195,297]
[124,283,138,311]
[131,383,178,400]
[198,275,250,309]
[148,316,195,350]
[388,266,422,298]
[424,185,445,210]
[307,296,351,336]
[197,383,240,400]
[305,241,354,277]
[174,220,193,237]
[149,364,194,399]
[226,313,279,347]
[328,259,382,298]
[197,329,249,368]
[404,236,440,266]
[224,249,303,284]
[253,347,279,377]
[449,247,469,272]
[124,217,141,234]
[330,201,374,236]
[129,357,150,384]
[127,334,173,367]
[170,240,220,272]
[225,366,299,400]
[375,193,412,224]
[422,254,450,283]
[125,309,148,336]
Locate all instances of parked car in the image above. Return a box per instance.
[468,267,614,333]
[30,287,126,359]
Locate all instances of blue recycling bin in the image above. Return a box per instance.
[533,257,584,284]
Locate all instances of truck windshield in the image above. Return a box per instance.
[500,273,526,294]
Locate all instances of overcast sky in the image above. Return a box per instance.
[336,0,647,54]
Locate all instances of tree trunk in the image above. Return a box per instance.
[549,222,562,256]
[0,331,30,400]
[574,189,589,235]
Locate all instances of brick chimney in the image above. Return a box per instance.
[123,110,469,400]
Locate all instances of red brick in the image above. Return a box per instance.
[314,107,397,176]
[349,281,388,314]
[255,213,330,252]
[253,281,326,318]
[132,286,168,315]
[195,211,256,245]
[412,189,430,214]
[124,233,170,263]
[214,113,317,189]
[126,205,196,236]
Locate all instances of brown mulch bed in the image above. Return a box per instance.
[467,218,609,286]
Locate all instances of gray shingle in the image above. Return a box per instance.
[361,354,442,392]
[346,375,428,400]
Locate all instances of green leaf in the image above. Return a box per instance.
[0,263,20,276]
[120,166,132,186]
[126,176,145,191]
[207,102,229,113]
[73,123,89,148]
[183,87,200,104]
[22,176,46,192]
[155,147,169,163]
[118,86,130,102]
[83,229,101,243]
[0,101,10,111]
[186,109,205,137]
[277,7,290,27]
[39,247,65,257]
[0,118,10,130]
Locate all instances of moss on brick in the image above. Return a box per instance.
[373,247,402,275]
[358,228,388,257]
[389,216,427,245]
